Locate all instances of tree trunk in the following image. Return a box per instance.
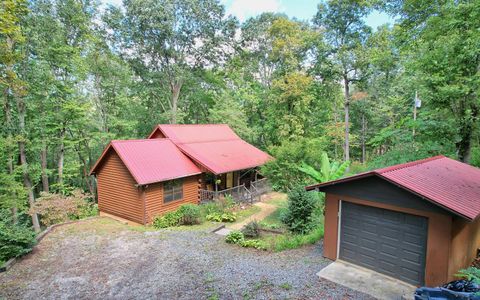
[5,96,17,223]
[456,102,478,163]
[361,113,366,164]
[57,128,65,190]
[19,141,41,232]
[170,80,182,124]
[15,96,41,233]
[40,140,49,192]
[343,75,350,164]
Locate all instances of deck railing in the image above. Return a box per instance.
[250,178,270,197]
[199,179,270,204]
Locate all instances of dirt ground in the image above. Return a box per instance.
[0,217,372,300]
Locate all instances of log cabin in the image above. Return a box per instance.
[90,124,271,224]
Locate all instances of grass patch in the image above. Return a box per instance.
[260,207,287,229]
[264,196,287,207]
[262,225,324,252]
[232,205,261,223]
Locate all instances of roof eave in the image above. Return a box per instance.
[305,171,476,221]
[135,171,203,186]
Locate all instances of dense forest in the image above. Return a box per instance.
[1,0,479,236]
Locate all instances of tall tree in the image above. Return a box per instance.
[0,0,40,231]
[388,0,480,162]
[313,0,371,163]
[106,0,237,124]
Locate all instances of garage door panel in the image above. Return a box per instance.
[340,201,428,286]
[402,249,423,263]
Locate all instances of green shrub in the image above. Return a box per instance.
[201,202,224,216]
[225,231,244,244]
[78,203,99,219]
[206,212,236,223]
[0,220,36,261]
[221,212,236,222]
[177,204,201,225]
[152,211,182,228]
[272,226,324,252]
[33,190,95,226]
[206,213,222,222]
[259,221,281,230]
[241,221,260,238]
[281,186,317,234]
[218,195,235,210]
[240,239,266,250]
[260,138,327,191]
[457,267,480,283]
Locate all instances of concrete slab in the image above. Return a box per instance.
[317,260,416,300]
[214,228,232,236]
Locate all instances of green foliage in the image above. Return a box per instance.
[225,231,244,244]
[200,202,224,216]
[152,211,183,229]
[32,190,95,226]
[281,186,317,234]
[471,147,480,168]
[240,239,266,250]
[1,0,480,255]
[297,152,350,183]
[153,204,203,228]
[457,267,480,284]
[261,138,328,191]
[206,212,236,223]
[270,226,324,252]
[241,221,260,238]
[176,204,201,225]
[0,211,36,261]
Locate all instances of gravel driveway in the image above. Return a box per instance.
[0,217,372,300]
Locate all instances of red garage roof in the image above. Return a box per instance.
[148,124,272,174]
[306,156,480,221]
[90,139,201,185]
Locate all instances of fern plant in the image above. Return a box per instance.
[297,152,350,183]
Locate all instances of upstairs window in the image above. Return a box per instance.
[164,179,183,203]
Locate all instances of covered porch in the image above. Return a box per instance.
[199,168,270,204]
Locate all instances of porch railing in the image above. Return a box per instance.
[199,179,271,204]
[250,178,270,197]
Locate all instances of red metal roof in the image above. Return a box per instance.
[90,139,201,185]
[148,124,272,174]
[306,156,480,221]
[148,124,239,143]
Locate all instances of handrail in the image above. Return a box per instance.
[199,179,270,204]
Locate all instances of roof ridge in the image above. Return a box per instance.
[376,155,446,174]
[112,138,170,143]
[175,137,241,145]
[158,124,228,127]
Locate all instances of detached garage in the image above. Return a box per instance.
[306,155,480,287]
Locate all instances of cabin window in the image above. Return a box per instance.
[163,179,183,203]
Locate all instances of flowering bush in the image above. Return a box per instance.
[31,190,96,226]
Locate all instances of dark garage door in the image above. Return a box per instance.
[340,201,428,286]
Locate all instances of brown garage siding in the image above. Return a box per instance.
[449,216,480,280]
[324,193,452,287]
[144,175,200,223]
[96,150,144,224]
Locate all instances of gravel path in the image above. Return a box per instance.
[0,217,373,300]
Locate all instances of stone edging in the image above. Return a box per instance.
[211,224,226,233]
[0,216,99,273]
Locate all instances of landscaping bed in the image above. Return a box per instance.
[0,217,372,299]
[226,188,326,252]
